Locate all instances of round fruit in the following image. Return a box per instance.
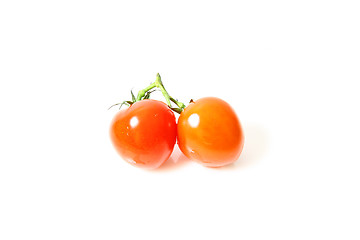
[110,99,177,169]
[177,97,244,167]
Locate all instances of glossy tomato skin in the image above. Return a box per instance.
[110,100,177,169]
[177,97,244,167]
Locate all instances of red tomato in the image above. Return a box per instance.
[110,100,177,169]
[177,97,244,167]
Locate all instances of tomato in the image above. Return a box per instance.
[177,97,244,167]
[110,100,177,169]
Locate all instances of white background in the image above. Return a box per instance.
[1,0,359,239]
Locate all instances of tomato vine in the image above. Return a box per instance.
[109,73,186,114]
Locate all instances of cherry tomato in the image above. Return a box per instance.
[110,100,177,169]
[177,97,244,167]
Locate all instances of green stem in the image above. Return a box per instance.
[154,73,171,106]
[136,82,156,101]
[135,73,186,113]
[170,97,185,109]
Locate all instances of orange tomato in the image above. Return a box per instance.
[177,97,244,167]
